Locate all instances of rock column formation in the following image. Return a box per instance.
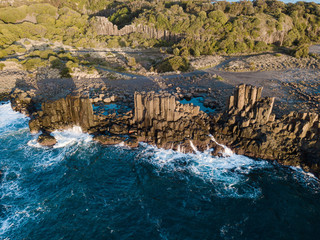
[226,84,275,126]
[10,85,320,177]
[92,17,183,42]
[212,84,320,176]
[133,91,210,150]
[28,95,98,133]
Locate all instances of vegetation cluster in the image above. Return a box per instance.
[0,0,319,73]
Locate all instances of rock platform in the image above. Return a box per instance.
[9,84,320,177]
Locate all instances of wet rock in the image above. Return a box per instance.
[38,133,57,147]
[93,135,125,145]
[125,137,139,148]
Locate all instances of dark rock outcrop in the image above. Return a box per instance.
[15,90,213,152]
[11,89,35,116]
[28,95,100,133]
[133,91,211,151]
[38,132,57,147]
[10,84,320,177]
[212,84,320,176]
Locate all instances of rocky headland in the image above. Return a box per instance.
[9,80,320,177]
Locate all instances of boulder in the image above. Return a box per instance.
[38,133,57,147]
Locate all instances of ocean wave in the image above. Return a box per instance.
[138,142,271,199]
[0,168,36,238]
[51,126,93,149]
[0,102,29,134]
[289,166,320,193]
[27,126,92,149]
[25,126,94,169]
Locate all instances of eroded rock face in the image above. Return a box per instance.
[91,17,183,42]
[10,85,320,177]
[18,91,213,152]
[28,95,99,133]
[133,91,211,151]
[212,84,320,176]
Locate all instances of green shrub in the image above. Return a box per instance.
[0,5,28,23]
[40,50,56,59]
[253,41,270,52]
[106,38,120,48]
[29,50,56,59]
[155,56,189,72]
[22,58,46,70]
[50,57,64,69]
[126,56,136,67]
[37,14,56,25]
[27,4,57,16]
[208,10,228,25]
[60,67,72,78]
[0,63,5,70]
[216,75,224,81]
[173,47,180,56]
[58,52,74,61]
[192,48,201,57]
[294,44,310,58]
[0,49,8,59]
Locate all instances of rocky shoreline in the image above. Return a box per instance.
[8,82,320,178]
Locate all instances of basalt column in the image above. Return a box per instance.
[133,91,210,151]
[29,95,98,133]
[212,84,320,177]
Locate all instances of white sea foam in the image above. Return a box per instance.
[189,140,199,154]
[51,126,92,148]
[27,126,93,149]
[138,143,270,198]
[0,206,37,237]
[0,168,35,238]
[0,102,28,133]
[209,134,234,156]
[27,126,93,169]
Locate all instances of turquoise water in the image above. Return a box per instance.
[1,102,320,239]
[179,97,215,113]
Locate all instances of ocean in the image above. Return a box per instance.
[1,101,320,240]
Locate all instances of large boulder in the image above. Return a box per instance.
[38,133,57,147]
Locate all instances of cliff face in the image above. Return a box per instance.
[10,85,320,176]
[28,95,98,133]
[133,91,211,151]
[22,91,212,151]
[257,15,293,45]
[91,14,293,45]
[91,16,183,42]
[212,84,320,175]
